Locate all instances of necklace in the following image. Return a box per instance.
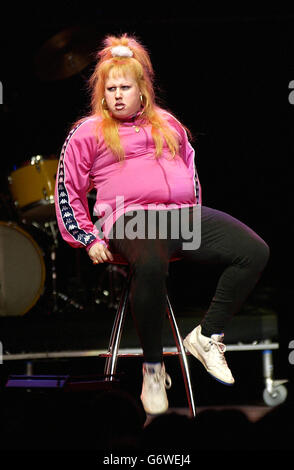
[133,125,140,133]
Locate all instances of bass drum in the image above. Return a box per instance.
[0,222,46,316]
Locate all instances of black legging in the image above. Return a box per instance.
[108,206,269,363]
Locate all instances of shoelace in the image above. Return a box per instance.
[205,338,228,364]
[145,370,172,390]
[164,373,172,389]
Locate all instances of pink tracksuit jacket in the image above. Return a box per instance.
[55,109,201,250]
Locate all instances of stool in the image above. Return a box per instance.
[103,255,196,417]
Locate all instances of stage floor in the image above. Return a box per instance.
[146,404,272,423]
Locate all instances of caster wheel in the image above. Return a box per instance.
[263,385,288,406]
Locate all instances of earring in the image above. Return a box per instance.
[140,94,145,109]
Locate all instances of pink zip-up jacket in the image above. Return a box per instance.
[55,109,201,250]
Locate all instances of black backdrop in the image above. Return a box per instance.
[0,4,293,372]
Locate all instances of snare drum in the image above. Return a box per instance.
[0,221,46,316]
[9,155,58,222]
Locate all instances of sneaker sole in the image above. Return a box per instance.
[183,338,235,386]
[144,407,169,415]
[140,399,169,415]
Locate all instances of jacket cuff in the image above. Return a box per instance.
[85,238,107,252]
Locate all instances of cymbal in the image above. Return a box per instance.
[35,25,99,81]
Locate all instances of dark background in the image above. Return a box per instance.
[0,3,293,401]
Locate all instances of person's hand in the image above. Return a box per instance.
[88,242,114,264]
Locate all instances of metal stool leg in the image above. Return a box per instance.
[166,295,196,417]
[104,270,132,380]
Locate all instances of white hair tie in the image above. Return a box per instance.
[111,45,133,58]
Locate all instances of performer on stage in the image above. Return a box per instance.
[55,34,269,415]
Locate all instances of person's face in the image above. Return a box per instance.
[104,71,141,120]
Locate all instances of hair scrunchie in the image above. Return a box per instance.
[111,45,133,58]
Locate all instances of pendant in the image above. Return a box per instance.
[133,125,140,133]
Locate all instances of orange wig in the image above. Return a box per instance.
[88,34,180,160]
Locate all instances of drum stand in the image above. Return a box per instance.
[94,263,128,310]
[34,220,84,314]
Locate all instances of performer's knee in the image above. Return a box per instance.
[248,237,270,272]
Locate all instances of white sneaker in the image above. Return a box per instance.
[183,325,235,385]
[140,362,172,415]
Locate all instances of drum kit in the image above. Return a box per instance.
[1,154,62,316]
[0,26,125,318]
